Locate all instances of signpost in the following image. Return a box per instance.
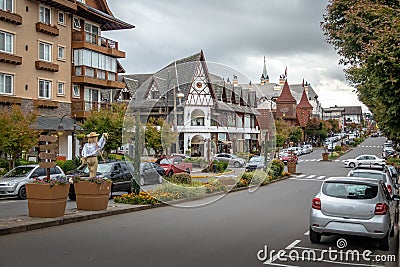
[38,135,58,178]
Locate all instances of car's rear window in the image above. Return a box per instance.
[349,171,386,182]
[323,182,378,199]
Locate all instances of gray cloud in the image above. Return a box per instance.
[105,0,362,108]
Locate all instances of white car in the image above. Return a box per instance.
[344,154,385,168]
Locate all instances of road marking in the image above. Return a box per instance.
[285,240,301,250]
[305,175,316,179]
[295,174,306,178]
[304,231,309,236]
[311,159,317,162]
[316,176,326,180]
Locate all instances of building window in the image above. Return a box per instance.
[73,49,117,73]
[57,45,65,60]
[58,11,65,25]
[39,42,52,62]
[39,6,51,24]
[0,0,12,12]
[73,17,81,29]
[57,82,65,95]
[72,84,80,97]
[0,31,13,54]
[0,73,13,95]
[84,23,99,44]
[39,79,51,99]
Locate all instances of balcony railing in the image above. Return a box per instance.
[0,9,22,25]
[72,31,125,58]
[71,99,114,118]
[72,66,124,89]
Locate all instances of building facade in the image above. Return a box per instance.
[0,0,133,160]
[124,51,261,157]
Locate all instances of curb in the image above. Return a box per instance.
[0,174,289,236]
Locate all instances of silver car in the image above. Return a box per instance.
[310,177,399,251]
[214,153,246,168]
[0,165,65,199]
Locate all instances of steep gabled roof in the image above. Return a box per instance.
[276,80,296,103]
[297,88,313,109]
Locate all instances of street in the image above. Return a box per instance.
[0,137,398,266]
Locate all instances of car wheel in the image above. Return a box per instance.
[167,170,174,177]
[68,193,76,201]
[158,175,163,184]
[186,168,190,174]
[378,233,390,251]
[18,185,27,200]
[139,177,145,186]
[309,227,321,244]
[234,161,240,168]
[349,162,356,168]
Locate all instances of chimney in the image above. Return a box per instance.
[248,81,253,90]
[260,74,265,85]
[279,75,285,85]
[305,81,309,95]
[265,75,269,84]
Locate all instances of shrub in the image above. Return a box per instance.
[166,173,192,185]
[269,159,284,179]
[204,178,227,193]
[334,145,342,152]
[154,183,206,200]
[213,160,228,173]
[57,160,76,173]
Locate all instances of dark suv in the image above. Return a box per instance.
[67,161,133,200]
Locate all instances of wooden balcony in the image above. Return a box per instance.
[0,51,22,65]
[71,99,113,119]
[35,61,59,72]
[0,9,22,25]
[72,66,125,89]
[36,22,59,36]
[36,0,77,13]
[72,32,125,58]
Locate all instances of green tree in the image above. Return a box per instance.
[322,0,400,142]
[305,117,329,143]
[145,117,163,156]
[82,104,126,156]
[161,121,178,155]
[288,127,303,143]
[0,106,39,168]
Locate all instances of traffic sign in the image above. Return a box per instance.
[39,161,56,169]
[38,152,57,160]
[39,144,58,151]
[39,135,58,143]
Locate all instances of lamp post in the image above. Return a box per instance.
[57,114,77,160]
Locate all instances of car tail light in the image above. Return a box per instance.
[387,185,393,195]
[312,198,321,210]
[375,203,388,215]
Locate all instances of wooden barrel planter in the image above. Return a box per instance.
[74,181,112,211]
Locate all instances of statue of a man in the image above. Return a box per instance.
[81,132,109,178]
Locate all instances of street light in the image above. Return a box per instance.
[57,114,77,160]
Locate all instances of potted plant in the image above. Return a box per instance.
[26,175,70,218]
[322,146,329,161]
[73,176,112,211]
[287,154,297,174]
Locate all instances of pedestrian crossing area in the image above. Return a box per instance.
[290,174,327,181]
[297,159,346,163]
[358,145,382,148]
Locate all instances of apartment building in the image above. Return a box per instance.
[0,0,133,160]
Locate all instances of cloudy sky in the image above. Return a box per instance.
[104,0,366,110]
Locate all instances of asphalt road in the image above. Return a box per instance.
[0,137,398,266]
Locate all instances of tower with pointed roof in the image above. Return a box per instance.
[276,80,297,123]
[296,88,313,127]
[260,57,269,85]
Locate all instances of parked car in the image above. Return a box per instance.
[67,161,133,200]
[214,153,246,168]
[301,144,313,154]
[245,156,268,172]
[278,153,298,164]
[385,165,398,184]
[343,154,385,168]
[347,166,397,197]
[371,132,379,137]
[382,148,396,159]
[126,162,164,186]
[156,156,193,176]
[0,165,65,200]
[287,146,303,156]
[310,176,399,251]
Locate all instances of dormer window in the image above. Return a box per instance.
[73,17,81,29]
[147,83,159,100]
